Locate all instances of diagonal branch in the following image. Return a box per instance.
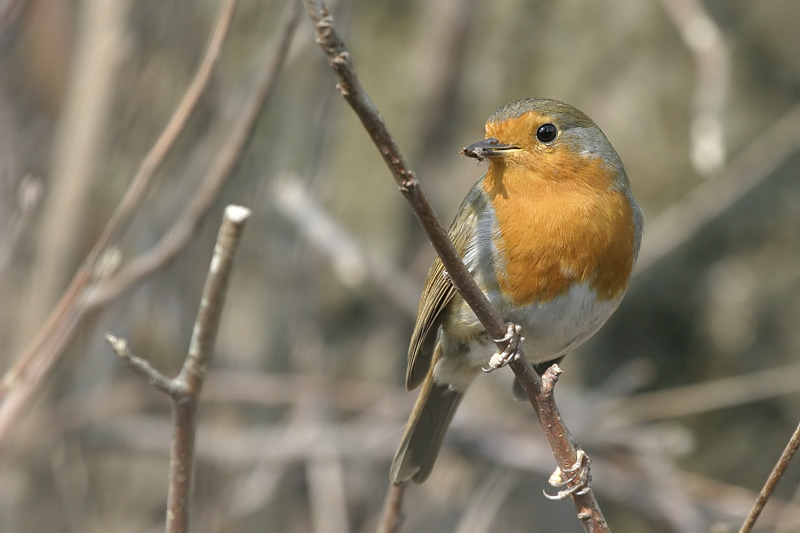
[302,0,607,531]
[85,0,301,310]
[0,0,301,450]
[0,0,241,434]
[740,421,800,533]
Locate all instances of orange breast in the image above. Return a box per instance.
[483,155,637,306]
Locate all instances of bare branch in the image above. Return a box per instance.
[301,0,607,530]
[272,176,421,316]
[0,0,242,447]
[90,0,240,260]
[0,0,302,450]
[84,0,301,310]
[107,205,251,533]
[177,205,250,393]
[166,204,250,533]
[741,421,800,533]
[302,0,506,342]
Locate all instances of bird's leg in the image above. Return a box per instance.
[544,448,592,500]
[482,323,524,372]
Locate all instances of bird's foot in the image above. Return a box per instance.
[544,448,592,500]
[482,323,524,373]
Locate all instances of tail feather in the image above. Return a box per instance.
[390,376,464,484]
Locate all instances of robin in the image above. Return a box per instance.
[390,97,643,484]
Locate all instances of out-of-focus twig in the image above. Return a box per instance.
[454,470,515,533]
[0,0,242,446]
[302,1,607,530]
[20,0,129,347]
[658,0,729,175]
[106,336,177,395]
[613,360,800,423]
[411,0,476,168]
[17,370,411,452]
[89,0,240,267]
[273,177,421,316]
[106,204,250,533]
[307,446,351,533]
[85,0,301,309]
[97,405,800,529]
[635,101,800,274]
[740,421,800,533]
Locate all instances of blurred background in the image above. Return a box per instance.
[1,0,800,531]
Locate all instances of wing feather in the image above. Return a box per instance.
[405,182,484,390]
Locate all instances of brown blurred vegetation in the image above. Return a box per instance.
[1,0,800,531]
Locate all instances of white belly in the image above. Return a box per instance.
[502,281,623,362]
[433,281,623,390]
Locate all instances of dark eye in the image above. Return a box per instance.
[536,123,558,143]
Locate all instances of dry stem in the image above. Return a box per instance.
[740,421,800,533]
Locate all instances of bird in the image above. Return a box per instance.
[390,97,643,485]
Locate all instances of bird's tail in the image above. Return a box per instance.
[390,369,464,484]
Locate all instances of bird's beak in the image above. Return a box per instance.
[461,137,520,162]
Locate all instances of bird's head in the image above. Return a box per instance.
[462,97,627,190]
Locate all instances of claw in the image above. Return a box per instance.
[544,449,592,500]
[482,323,524,373]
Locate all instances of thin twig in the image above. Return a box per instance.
[20,0,130,347]
[740,421,800,533]
[658,0,729,175]
[272,176,421,316]
[168,204,250,533]
[106,204,251,533]
[306,448,351,533]
[301,1,607,530]
[89,0,240,261]
[613,360,800,423]
[105,334,177,396]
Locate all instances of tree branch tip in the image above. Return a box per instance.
[105,333,128,355]
[224,204,251,223]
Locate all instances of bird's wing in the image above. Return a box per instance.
[405,182,483,390]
